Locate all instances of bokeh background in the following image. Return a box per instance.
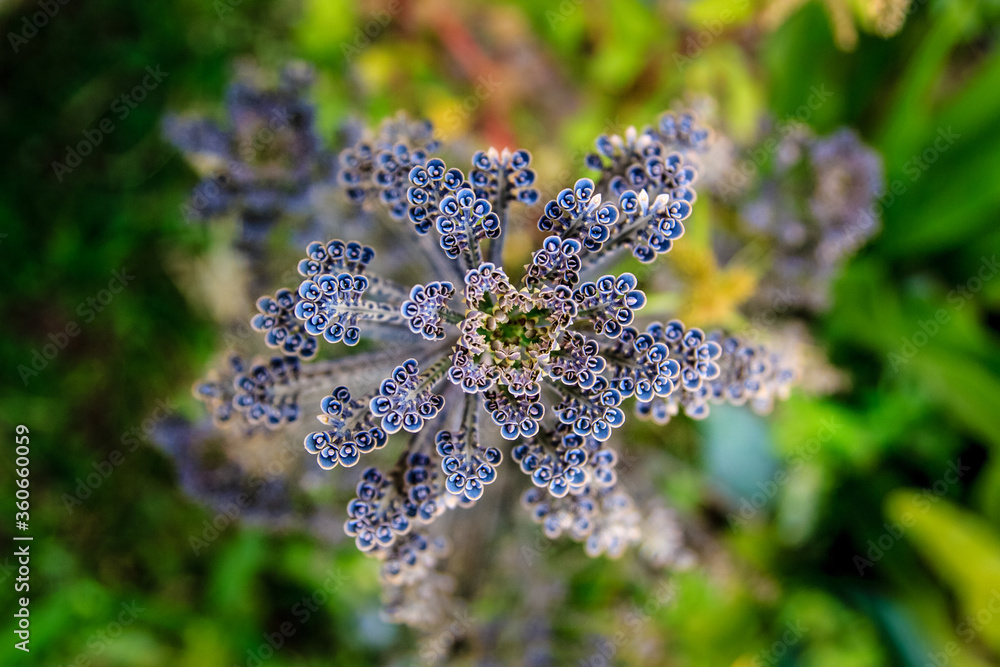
[2,0,1000,664]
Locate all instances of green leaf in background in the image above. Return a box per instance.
[887,491,1000,652]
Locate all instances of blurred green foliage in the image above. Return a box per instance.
[1,0,999,664]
